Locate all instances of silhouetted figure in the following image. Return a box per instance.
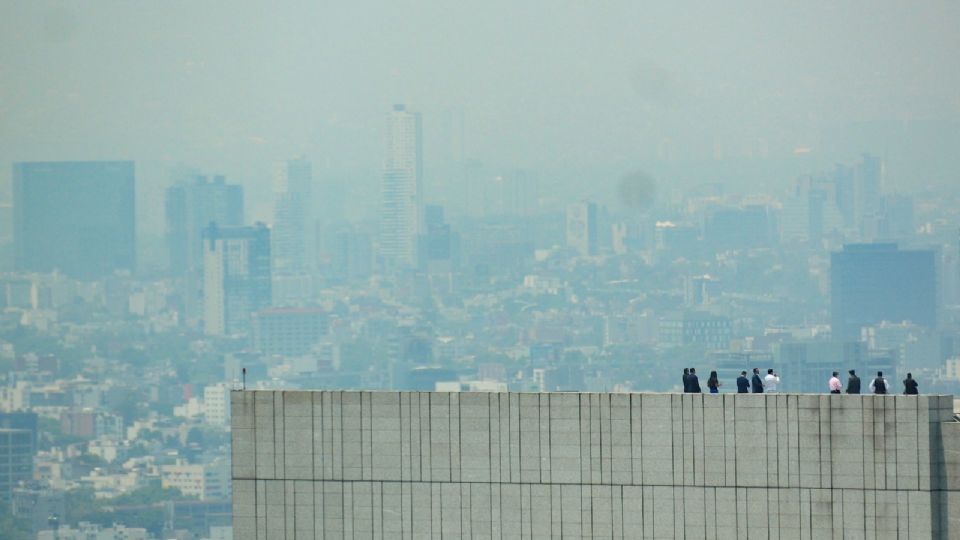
[751,368,764,393]
[829,371,842,394]
[682,368,690,392]
[736,371,750,393]
[707,371,721,394]
[903,373,919,395]
[688,368,702,393]
[846,370,861,394]
[870,371,889,395]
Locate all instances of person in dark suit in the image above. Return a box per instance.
[846,369,861,394]
[682,368,690,392]
[751,368,764,393]
[903,373,919,395]
[736,371,750,393]
[688,368,702,393]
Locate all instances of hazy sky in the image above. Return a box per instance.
[2,1,959,229]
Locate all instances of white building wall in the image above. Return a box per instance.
[204,383,231,427]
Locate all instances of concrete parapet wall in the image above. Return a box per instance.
[231,391,959,539]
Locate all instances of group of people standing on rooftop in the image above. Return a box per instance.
[827,370,919,395]
[681,367,920,395]
[682,367,781,394]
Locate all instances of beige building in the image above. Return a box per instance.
[161,459,231,501]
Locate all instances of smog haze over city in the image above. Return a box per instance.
[1,2,960,538]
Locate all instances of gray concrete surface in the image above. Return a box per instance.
[232,391,960,539]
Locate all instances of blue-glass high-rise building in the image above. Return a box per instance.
[13,161,135,279]
[202,223,272,336]
[165,175,244,276]
[272,158,314,275]
[830,243,936,341]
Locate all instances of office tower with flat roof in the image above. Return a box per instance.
[272,158,314,275]
[881,193,915,239]
[165,175,244,276]
[780,174,845,244]
[202,223,272,336]
[380,104,423,269]
[566,200,598,256]
[419,204,455,270]
[0,412,37,504]
[831,243,937,341]
[13,161,135,278]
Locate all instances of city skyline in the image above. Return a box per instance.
[3,2,960,238]
[2,2,960,538]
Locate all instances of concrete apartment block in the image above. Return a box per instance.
[232,391,960,539]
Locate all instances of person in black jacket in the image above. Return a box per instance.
[846,369,861,394]
[751,368,764,393]
[736,371,750,393]
[688,368,702,393]
[870,371,889,394]
[682,368,690,392]
[903,373,919,395]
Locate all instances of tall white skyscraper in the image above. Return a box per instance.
[272,158,314,275]
[380,104,423,269]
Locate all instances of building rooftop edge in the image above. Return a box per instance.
[230,389,955,398]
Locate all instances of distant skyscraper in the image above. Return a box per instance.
[324,225,373,282]
[202,223,272,336]
[417,204,458,278]
[830,243,936,341]
[566,201,598,256]
[854,153,883,229]
[380,104,423,269]
[780,174,844,244]
[0,412,36,504]
[881,193,915,239]
[483,169,539,217]
[165,175,244,276]
[272,158,314,275]
[13,161,135,278]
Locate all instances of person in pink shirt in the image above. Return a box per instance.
[828,372,842,394]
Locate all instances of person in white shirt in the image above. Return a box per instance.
[869,371,890,395]
[828,372,842,394]
[763,369,780,393]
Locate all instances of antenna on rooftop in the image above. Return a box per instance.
[242,367,247,390]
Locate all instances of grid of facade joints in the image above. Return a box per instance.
[232,391,960,539]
